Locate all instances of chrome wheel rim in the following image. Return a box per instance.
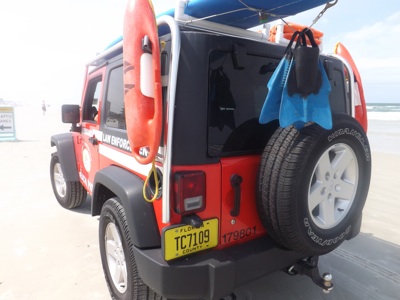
[105,222,128,294]
[53,162,66,198]
[308,143,359,229]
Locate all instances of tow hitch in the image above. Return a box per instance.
[287,256,333,293]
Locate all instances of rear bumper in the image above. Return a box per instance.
[134,236,306,300]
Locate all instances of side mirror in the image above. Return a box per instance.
[62,104,80,124]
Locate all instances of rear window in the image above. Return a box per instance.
[208,50,279,157]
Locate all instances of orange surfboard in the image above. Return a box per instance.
[334,42,368,132]
[123,0,162,164]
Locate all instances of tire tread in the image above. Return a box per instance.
[100,198,166,300]
[257,114,371,256]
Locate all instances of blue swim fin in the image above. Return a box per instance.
[279,60,332,130]
[259,57,292,124]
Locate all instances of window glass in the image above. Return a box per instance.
[104,66,126,129]
[83,77,102,122]
[208,50,279,156]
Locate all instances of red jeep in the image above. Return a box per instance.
[50,7,371,300]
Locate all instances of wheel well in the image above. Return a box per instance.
[92,165,161,248]
[91,184,116,216]
[50,133,79,182]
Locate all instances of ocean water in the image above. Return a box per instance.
[367,103,400,121]
[366,103,400,154]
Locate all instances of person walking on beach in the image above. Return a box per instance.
[42,100,47,115]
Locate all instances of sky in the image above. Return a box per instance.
[0,0,399,107]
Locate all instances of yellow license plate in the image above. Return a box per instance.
[163,218,219,261]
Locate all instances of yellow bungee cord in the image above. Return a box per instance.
[143,159,159,202]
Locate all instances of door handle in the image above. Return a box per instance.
[230,174,243,217]
[88,136,98,145]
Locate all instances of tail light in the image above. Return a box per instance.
[174,171,206,215]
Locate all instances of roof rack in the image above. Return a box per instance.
[87,0,335,66]
[172,0,269,43]
[86,40,123,67]
[86,0,276,67]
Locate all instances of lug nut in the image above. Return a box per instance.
[325,172,330,180]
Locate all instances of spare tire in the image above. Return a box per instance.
[257,113,371,255]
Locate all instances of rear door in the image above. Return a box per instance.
[220,156,266,247]
[207,48,281,247]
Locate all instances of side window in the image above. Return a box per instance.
[104,66,125,130]
[82,77,102,122]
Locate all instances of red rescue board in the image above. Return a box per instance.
[123,0,162,164]
[334,42,368,133]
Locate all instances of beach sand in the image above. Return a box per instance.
[0,106,108,299]
[362,118,400,245]
[362,152,400,245]
[0,107,399,299]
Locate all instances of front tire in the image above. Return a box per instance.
[99,198,164,300]
[50,153,87,209]
[257,114,371,255]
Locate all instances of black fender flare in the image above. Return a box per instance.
[93,166,161,248]
[50,133,79,182]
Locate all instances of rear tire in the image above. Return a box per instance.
[50,153,87,209]
[99,198,164,300]
[257,114,371,255]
